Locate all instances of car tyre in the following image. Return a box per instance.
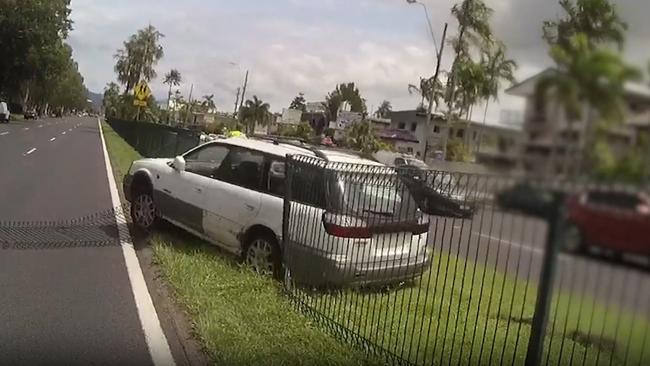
[244,234,282,280]
[563,223,584,253]
[131,191,157,235]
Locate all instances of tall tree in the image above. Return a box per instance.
[375,100,393,119]
[103,82,121,118]
[543,0,628,50]
[446,0,494,113]
[163,69,182,113]
[240,96,271,134]
[536,33,640,174]
[408,76,444,111]
[289,93,307,112]
[114,25,165,94]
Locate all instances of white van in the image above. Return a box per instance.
[0,102,10,123]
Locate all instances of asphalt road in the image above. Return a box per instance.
[0,117,154,366]
[425,207,650,315]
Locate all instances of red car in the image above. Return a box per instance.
[565,191,650,256]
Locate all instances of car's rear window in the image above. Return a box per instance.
[335,173,419,220]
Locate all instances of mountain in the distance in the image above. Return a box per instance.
[86,90,103,111]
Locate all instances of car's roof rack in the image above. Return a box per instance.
[250,134,328,160]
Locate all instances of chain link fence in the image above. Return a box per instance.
[106,118,200,158]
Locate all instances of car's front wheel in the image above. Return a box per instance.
[131,192,157,232]
[244,235,282,279]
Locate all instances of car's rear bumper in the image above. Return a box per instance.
[123,174,133,202]
[285,242,431,287]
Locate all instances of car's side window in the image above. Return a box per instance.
[214,147,265,190]
[184,144,230,178]
[291,164,327,209]
[266,159,286,197]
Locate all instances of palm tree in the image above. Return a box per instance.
[535,33,640,176]
[240,96,271,134]
[476,42,517,152]
[202,94,216,112]
[543,0,628,51]
[163,69,182,117]
[408,76,444,111]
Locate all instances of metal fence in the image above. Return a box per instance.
[106,118,200,158]
[281,154,650,366]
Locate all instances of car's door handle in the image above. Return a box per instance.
[195,187,202,193]
[163,188,172,194]
[244,204,255,211]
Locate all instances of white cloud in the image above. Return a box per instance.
[68,0,650,125]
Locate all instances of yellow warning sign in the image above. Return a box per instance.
[134,81,152,103]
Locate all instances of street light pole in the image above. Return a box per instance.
[407,0,447,161]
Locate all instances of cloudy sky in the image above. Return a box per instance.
[68,0,650,125]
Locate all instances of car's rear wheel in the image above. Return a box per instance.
[563,223,584,253]
[245,235,282,279]
[131,192,156,232]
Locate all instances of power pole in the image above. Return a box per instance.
[238,70,249,122]
[233,87,241,116]
[423,23,448,161]
[185,83,194,126]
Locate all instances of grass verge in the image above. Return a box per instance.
[101,121,377,366]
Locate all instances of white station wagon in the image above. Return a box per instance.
[123,137,430,285]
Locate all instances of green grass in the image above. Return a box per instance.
[298,251,650,365]
[101,120,650,365]
[10,113,24,121]
[101,121,378,366]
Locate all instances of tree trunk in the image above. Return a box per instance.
[166,84,172,124]
[23,86,30,110]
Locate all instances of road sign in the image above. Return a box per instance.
[134,81,152,102]
[133,99,147,107]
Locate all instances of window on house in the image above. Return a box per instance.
[433,125,440,134]
[410,123,417,132]
[472,131,478,141]
[407,147,413,153]
[398,122,406,130]
[457,129,465,138]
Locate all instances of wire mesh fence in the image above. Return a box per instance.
[281,154,650,366]
[106,118,200,158]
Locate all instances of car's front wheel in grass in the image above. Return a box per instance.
[245,235,282,279]
[131,192,156,233]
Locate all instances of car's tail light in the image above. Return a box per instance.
[322,213,372,239]
[322,213,429,238]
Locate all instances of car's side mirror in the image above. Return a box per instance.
[172,156,186,172]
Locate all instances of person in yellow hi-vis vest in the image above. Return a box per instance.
[228,130,246,138]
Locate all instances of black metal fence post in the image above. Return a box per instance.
[282,155,294,290]
[525,194,566,366]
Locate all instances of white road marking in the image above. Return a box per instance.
[23,127,29,131]
[68,128,72,131]
[62,131,66,135]
[477,233,544,255]
[98,118,175,366]
[50,137,56,142]
[0,132,8,136]
[23,148,37,156]
[38,124,43,128]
